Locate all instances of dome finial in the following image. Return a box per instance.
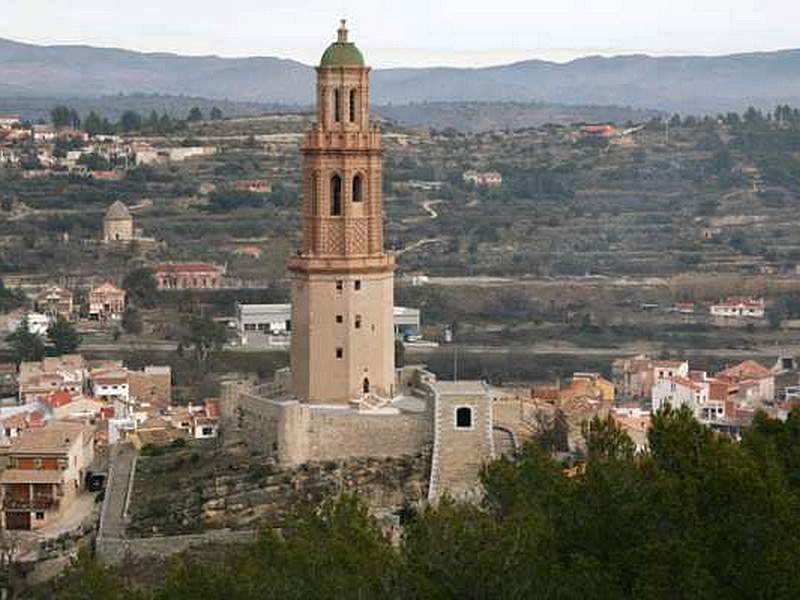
[337,19,348,43]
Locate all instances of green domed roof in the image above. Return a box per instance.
[320,20,364,67]
[320,42,364,67]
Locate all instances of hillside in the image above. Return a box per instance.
[1,37,800,113]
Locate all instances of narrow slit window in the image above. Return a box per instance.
[311,172,319,215]
[334,89,341,122]
[352,174,363,202]
[331,174,342,216]
[355,315,362,329]
[336,347,343,359]
[354,280,361,291]
[349,89,357,122]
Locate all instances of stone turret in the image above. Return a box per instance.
[103,201,134,242]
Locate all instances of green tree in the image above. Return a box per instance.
[83,111,103,136]
[210,106,223,120]
[6,317,45,362]
[119,110,143,132]
[0,279,25,313]
[184,314,226,362]
[50,105,72,128]
[122,268,158,308]
[187,107,204,122]
[47,317,81,355]
[121,307,143,335]
[45,547,135,600]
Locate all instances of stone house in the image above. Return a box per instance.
[154,262,225,290]
[715,360,775,405]
[18,355,87,404]
[34,286,74,320]
[128,366,172,410]
[88,282,126,321]
[0,422,94,530]
[102,201,134,242]
[612,355,655,399]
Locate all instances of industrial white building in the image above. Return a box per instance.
[235,303,421,346]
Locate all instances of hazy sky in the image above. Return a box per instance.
[3,0,799,67]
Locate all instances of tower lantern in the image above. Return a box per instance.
[289,22,395,404]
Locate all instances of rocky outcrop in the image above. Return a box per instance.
[128,441,430,538]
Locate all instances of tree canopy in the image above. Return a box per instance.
[47,317,81,355]
[6,317,45,363]
[47,406,800,599]
[122,268,159,309]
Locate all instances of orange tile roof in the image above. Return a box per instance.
[716,360,772,381]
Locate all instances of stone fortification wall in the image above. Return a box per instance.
[224,380,433,466]
[98,530,258,566]
[306,408,433,463]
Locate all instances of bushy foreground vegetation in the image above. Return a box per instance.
[48,406,800,599]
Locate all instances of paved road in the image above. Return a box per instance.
[408,343,800,359]
[99,444,137,539]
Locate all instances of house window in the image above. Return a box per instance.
[336,348,343,359]
[354,280,361,291]
[34,458,43,470]
[330,174,342,216]
[352,174,363,202]
[35,512,45,520]
[455,406,473,429]
[202,427,213,436]
[336,315,343,323]
[335,280,343,291]
[355,315,362,329]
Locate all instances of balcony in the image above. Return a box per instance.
[3,496,59,511]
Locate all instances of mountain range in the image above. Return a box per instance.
[1,37,800,114]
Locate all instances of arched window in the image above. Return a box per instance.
[363,377,370,394]
[455,406,473,429]
[333,89,341,122]
[330,174,342,216]
[311,172,319,215]
[349,89,357,122]
[352,173,363,202]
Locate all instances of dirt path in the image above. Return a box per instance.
[422,199,444,219]
[408,342,800,359]
[396,238,446,256]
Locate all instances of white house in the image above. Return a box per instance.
[91,370,130,404]
[463,170,502,187]
[193,416,219,439]
[652,360,689,383]
[710,297,765,318]
[652,376,708,413]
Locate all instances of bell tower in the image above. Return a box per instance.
[289,21,395,404]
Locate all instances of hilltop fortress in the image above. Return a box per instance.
[222,22,518,501]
